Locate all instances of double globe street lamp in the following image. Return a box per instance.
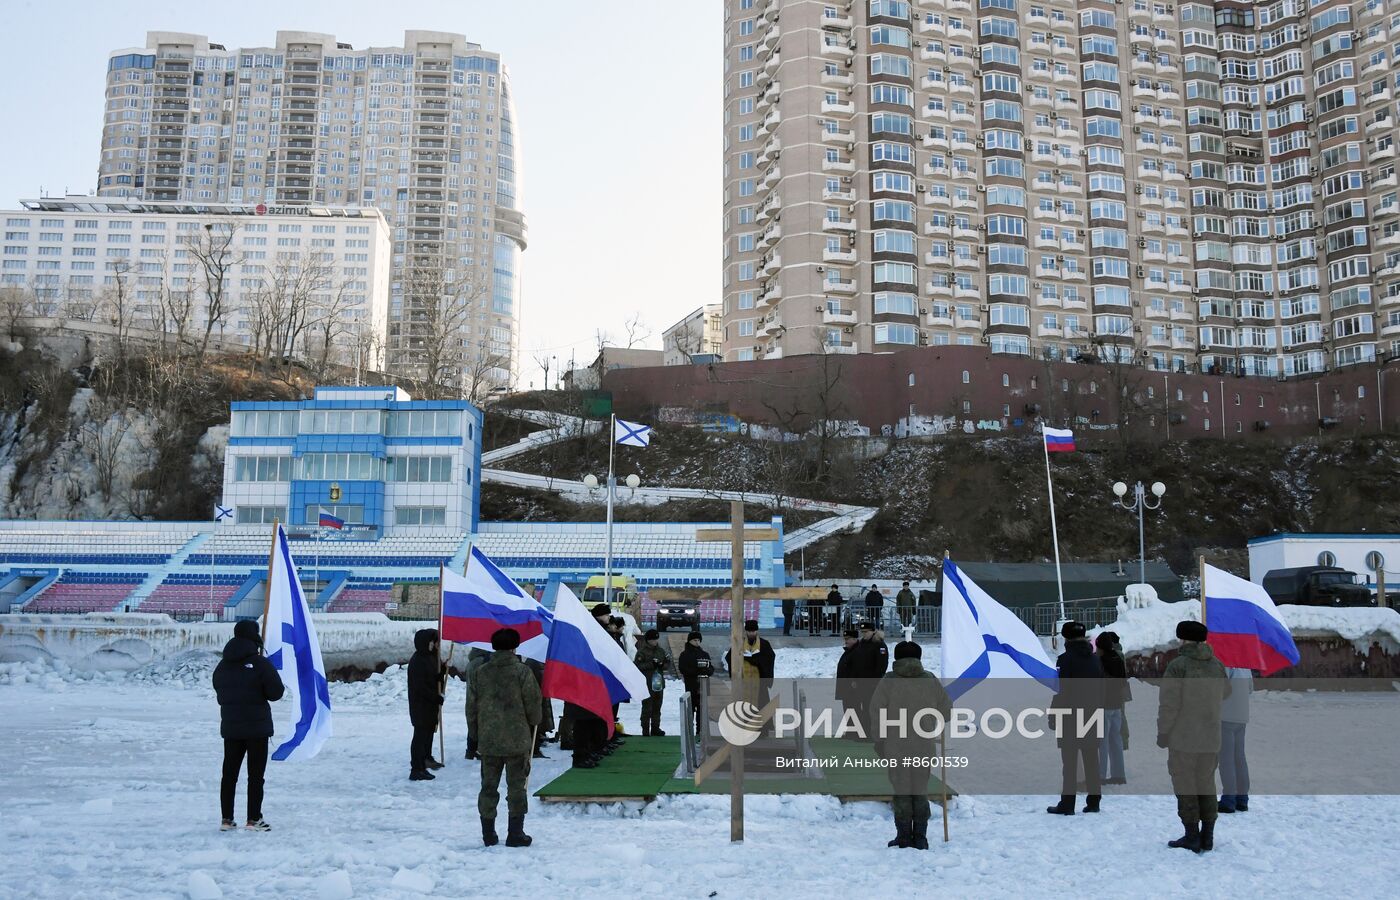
[583,472,641,607]
[1112,480,1166,587]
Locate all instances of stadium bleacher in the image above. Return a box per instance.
[23,572,146,614]
[327,580,396,614]
[0,523,197,567]
[139,573,245,620]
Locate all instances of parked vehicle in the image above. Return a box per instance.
[1261,566,1375,607]
[655,599,699,631]
[581,575,638,613]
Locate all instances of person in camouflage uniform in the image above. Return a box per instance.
[868,641,952,851]
[466,628,542,848]
[1157,620,1231,854]
[634,628,671,736]
[462,647,492,760]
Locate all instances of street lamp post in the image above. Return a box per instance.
[584,470,641,608]
[1112,480,1166,586]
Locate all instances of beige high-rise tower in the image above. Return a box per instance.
[97,30,527,393]
[722,0,1399,379]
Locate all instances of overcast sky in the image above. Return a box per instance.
[0,0,722,388]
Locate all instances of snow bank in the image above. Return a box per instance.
[1093,589,1400,658]
[0,613,435,675]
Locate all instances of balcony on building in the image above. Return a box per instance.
[822,215,856,233]
[760,313,784,335]
[757,136,781,167]
[947,0,972,11]
[953,195,978,211]
[923,131,950,151]
[758,282,782,307]
[954,253,978,269]
[822,126,855,145]
[824,277,857,295]
[758,110,782,137]
[822,156,855,173]
[758,223,783,249]
[949,108,976,125]
[954,284,980,300]
[920,43,947,63]
[926,280,954,299]
[763,50,781,76]
[823,305,858,325]
[820,38,854,60]
[1036,323,1063,338]
[923,190,952,207]
[758,165,782,192]
[951,136,977,154]
[757,192,783,221]
[821,70,854,88]
[759,80,781,108]
[1035,233,1059,250]
[823,185,855,202]
[926,308,955,328]
[824,340,858,355]
[821,97,855,116]
[760,253,782,276]
[823,246,856,264]
[917,17,945,36]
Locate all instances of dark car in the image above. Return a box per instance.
[656,599,700,632]
[1262,566,1375,608]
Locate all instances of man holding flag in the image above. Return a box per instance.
[262,523,332,763]
[467,627,542,848]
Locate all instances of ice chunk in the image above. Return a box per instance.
[80,798,113,815]
[390,868,434,895]
[187,871,223,900]
[316,870,354,900]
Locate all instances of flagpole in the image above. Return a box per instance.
[1198,555,1207,629]
[605,412,616,610]
[437,562,447,764]
[1042,427,1067,626]
[261,518,280,643]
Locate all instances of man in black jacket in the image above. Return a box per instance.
[848,622,889,738]
[823,585,844,636]
[213,619,285,831]
[1046,621,1106,816]
[834,629,859,728]
[677,631,714,737]
[725,620,776,708]
[407,628,445,781]
[864,584,885,630]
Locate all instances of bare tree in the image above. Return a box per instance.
[622,311,651,349]
[398,253,485,399]
[243,249,334,369]
[185,221,244,361]
[463,339,514,403]
[97,257,137,362]
[153,251,198,355]
[0,284,32,342]
[533,351,554,393]
[307,275,359,379]
[63,277,99,322]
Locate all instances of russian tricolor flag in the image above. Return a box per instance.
[1042,425,1075,453]
[541,583,649,737]
[1202,562,1300,676]
[441,547,553,661]
[318,509,345,530]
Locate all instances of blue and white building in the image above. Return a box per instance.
[223,386,483,533]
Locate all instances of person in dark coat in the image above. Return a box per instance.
[896,582,917,630]
[463,647,492,760]
[864,584,884,629]
[782,595,797,636]
[824,584,844,636]
[1095,630,1131,785]
[523,657,555,759]
[1046,621,1106,816]
[834,629,859,722]
[848,622,889,738]
[407,628,445,781]
[213,619,285,831]
[677,631,714,737]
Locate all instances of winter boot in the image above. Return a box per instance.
[886,817,912,848]
[1217,795,1236,813]
[505,815,532,847]
[1199,821,1215,853]
[245,819,271,832]
[1235,795,1249,812]
[481,817,499,847]
[532,747,549,759]
[653,729,667,737]
[1046,795,1075,815]
[910,820,930,850]
[426,756,444,770]
[409,769,435,781]
[1167,821,1202,852]
[1083,795,1101,814]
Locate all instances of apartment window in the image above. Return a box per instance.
[386,456,453,483]
[397,506,447,526]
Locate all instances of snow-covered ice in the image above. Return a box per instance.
[2,648,1398,898]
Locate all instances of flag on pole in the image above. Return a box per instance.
[264,524,332,760]
[1042,425,1076,453]
[441,546,553,661]
[614,418,652,448]
[541,583,649,737]
[940,559,1059,700]
[1202,562,1300,675]
[317,509,345,530]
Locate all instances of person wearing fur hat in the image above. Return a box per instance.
[834,629,860,722]
[677,631,714,736]
[848,621,890,738]
[1157,620,1231,853]
[1095,630,1132,785]
[869,641,952,850]
[467,627,542,848]
[213,619,285,831]
[407,628,446,781]
[634,628,672,736]
[1047,620,1106,816]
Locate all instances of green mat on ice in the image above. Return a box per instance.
[535,736,954,801]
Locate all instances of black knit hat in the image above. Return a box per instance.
[491,628,521,651]
[1095,630,1120,651]
[894,641,922,660]
[1176,620,1208,642]
[234,619,261,643]
[687,631,703,643]
[842,629,858,639]
[1061,620,1087,639]
[591,603,612,618]
[644,628,659,640]
[744,619,759,630]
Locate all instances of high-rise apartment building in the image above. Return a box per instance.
[97,30,527,391]
[721,0,1400,379]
